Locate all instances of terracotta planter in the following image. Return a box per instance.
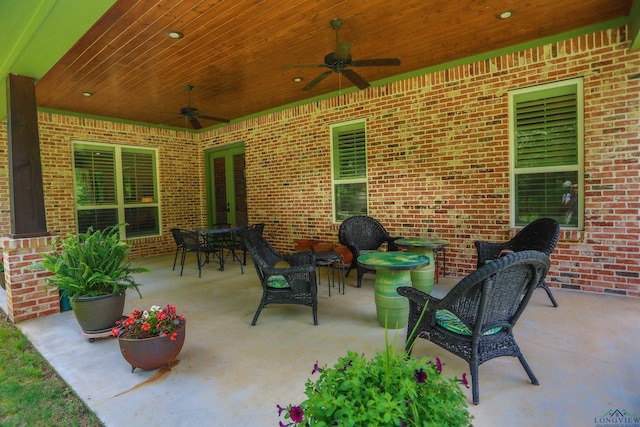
[118,322,186,372]
[73,292,126,333]
[313,243,334,253]
[294,239,317,252]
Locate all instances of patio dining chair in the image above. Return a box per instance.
[338,215,399,288]
[244,228,318,325]
[179,230,221,278]
[398,250,550,404]
[474,217,560,307]
[170,228,190,271]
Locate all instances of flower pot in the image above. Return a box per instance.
[118,322,186,372]
[313,243,333,253]
[60,292,72,312]
[73,292,126,333]
[294,239,317,252]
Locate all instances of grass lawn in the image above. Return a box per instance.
[0,309,104,427]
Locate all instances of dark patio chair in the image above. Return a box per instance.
[338,215,399,287]
[474,217,560,307]
[170,228,189,271]
[179,230,221,278]
[244,228,318,325]
[398,250,550,405]
[238,223,265,265]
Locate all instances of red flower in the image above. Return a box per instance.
[170,332,178,341]
[116,304,184,340]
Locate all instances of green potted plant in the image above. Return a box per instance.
[34,225,146,334]
[277,316,472,426]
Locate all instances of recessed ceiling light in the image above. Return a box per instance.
[168,31,183,39]
[498,10,513,19]
[82,91,93,97]
[293,77,303,83]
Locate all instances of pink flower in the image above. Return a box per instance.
[289,406,304,423]
[458,372,470,389]
[414,368,427,383]
[435,357,443,374]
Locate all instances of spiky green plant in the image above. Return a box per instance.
[33,225,146,306]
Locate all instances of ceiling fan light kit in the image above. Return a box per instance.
[285,18,401,91]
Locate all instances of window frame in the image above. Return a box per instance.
[72,140,161,239]
[330,119,368,222]
[508,78,584,230]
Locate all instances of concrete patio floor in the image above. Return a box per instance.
[4,252,640,426]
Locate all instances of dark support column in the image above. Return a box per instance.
[6,74,48,238]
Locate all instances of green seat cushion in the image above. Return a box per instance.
[267,275,290,288]
[435,310,501,336]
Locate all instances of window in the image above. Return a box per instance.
[331,120,367,221]
[74,142,160,238]
[509,78,583,229]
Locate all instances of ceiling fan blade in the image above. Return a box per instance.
[341,69,370,90]
[303,70,332,91]
[188,117,202,129]
[280,63,326,70]
[335,41,352,61]
[199,115,231,123]
[351,58,401,67]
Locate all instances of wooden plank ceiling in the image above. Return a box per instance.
[35,0,633,130]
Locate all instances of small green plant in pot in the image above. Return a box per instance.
[278,312,472,426]
[33,225,147,333]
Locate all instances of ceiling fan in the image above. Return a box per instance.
[178,84,229,129]
[283,18,401,91]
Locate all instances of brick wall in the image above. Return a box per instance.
[203,25,640,298]
[0,25,638,321]
[32,114,205,257]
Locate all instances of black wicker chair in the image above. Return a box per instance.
[398,250,550,405]
[338,215,399,288]
[244,229,318,325]
[238,223,265,265]
[474,217,560,307]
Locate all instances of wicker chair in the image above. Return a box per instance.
[244,229,318,325]
[338,215,399,288]
[238,223,265,265]
[398,250,550,405]
[474,217,560,307]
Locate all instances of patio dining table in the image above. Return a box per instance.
[196,225,246,272]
